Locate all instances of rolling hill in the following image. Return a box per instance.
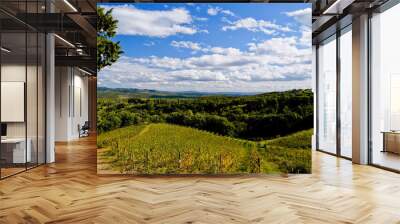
[97,124,311,174]
[97,86,261,99]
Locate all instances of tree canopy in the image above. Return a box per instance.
[97,89,314,140]
[97,7,122,71]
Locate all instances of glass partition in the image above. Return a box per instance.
[0,2,46,179]
[370,3,400,171]
[0,31,28,177]
[317,35,337,154]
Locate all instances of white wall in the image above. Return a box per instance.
[55,66,70,141]
[55,66,89,141]
[72,72,89,138]
[1,63,46,164]
[1,65,26,139]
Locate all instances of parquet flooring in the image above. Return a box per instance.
[1,136,400,223]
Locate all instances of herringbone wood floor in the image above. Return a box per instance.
[1,136,400,224]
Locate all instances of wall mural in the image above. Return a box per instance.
[97,3,313,174]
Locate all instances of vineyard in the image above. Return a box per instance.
[98,124,312,174]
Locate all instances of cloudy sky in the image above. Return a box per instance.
[98,3,312,93]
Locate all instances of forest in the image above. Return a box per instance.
[97,88,313,141]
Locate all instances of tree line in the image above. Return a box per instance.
[97,89,313,140]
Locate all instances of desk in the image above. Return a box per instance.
[382,131,400,154]
[1,138,31,163]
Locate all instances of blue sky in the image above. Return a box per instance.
[98,3,312,93]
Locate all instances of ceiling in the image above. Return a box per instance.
[311,0,390,44]
[0,0,97,74]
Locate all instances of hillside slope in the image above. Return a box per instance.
[98,124,311,174]
[263,129,313,149]
[97,86,260,98]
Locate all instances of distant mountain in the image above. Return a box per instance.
[97,87,262,98]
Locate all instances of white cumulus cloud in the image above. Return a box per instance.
[99,35,311,92]
[285,8,312,27]
[222,17,292,35]
[98,5,312,92]
[171,41,202,51]
[207,6,235,16]
[299,26,311,47]
[102,5,197,38]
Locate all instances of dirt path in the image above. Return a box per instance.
[136,123,151,137]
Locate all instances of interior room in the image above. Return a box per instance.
[0,0,399,223]
[0,7,46,178]
[0,0,97,179]
[313,0,400,172]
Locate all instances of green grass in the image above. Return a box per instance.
[259,129,312,173]
[98,124,311,174]
[263,129,313,149]
[97,125,147,148]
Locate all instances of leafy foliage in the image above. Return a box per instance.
[98,124,311,174]
[97,7,123,71]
